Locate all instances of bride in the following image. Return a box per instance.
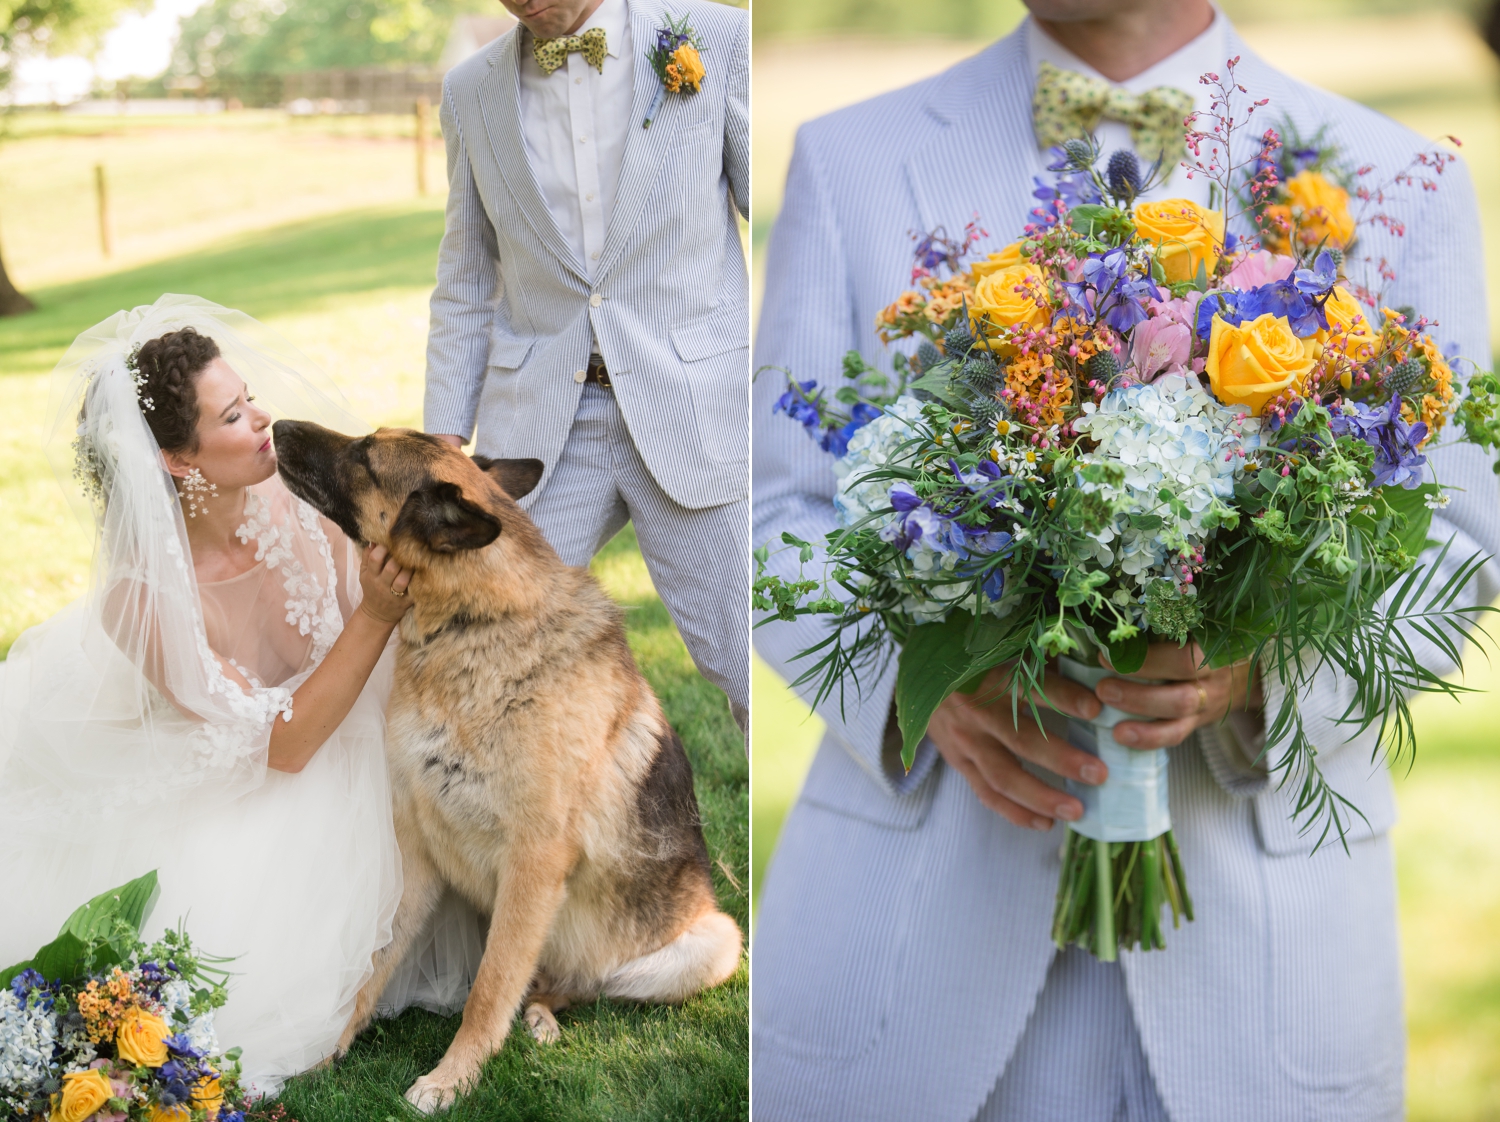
[0,295,478,1095]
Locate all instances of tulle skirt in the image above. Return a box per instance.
[0,648,484,1096]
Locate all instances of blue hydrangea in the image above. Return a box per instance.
[1072,373,1262,592]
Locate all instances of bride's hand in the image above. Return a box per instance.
[358,544,414,624]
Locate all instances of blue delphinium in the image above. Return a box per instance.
[820,402,883,457]
[156,1058,195,1106]
[775,382,882,456]
[772,380,821,430]
[1329,396,1429,489]
[1196,250,1337,340]
[1066,248,1161,333]
[7,971,46,1003]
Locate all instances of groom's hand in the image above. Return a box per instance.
[432,434,465,448]
[926,663,1105,832]
[1097,643,1262,751]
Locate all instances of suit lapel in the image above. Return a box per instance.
[476,30,590,283]
[902,30,1042,251]
[593,0,679,282]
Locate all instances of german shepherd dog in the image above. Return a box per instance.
[272,421,742,1113]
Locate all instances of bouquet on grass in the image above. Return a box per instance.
[754,59,1500,960]
[0,872,251,1122]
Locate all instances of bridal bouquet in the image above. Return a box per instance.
[0,873,249,1122]
[756,62,1500,959]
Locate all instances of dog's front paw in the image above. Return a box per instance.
[405,1075,458,1115]
[524,1002,561,1044]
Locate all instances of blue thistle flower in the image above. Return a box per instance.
[1106,150,1143,199]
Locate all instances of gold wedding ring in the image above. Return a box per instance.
[1194,681,1208,714]
[392,586,408,597]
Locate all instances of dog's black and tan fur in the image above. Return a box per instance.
[273,421,741,1113]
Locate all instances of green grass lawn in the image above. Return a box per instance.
[0,119,746,1120]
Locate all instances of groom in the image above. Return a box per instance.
[753,1,1500,1120]
[424,0,750,729]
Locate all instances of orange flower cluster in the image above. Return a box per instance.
[1005,350,1074,429]
[875,290,929,344]
[75,968,136,1044]
[922,275,975,328]
[1419,337,1455,435]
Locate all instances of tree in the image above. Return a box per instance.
[170,0,494,78]
[0,0,150,315]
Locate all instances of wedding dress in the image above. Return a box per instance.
[0,296,482,1095]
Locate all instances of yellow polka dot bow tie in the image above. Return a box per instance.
[1032,60,1195,166]
[533,27,608,75]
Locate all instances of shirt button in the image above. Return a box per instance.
[590,293,602,307]
[585,192,595,202]
[574,77,582,85]
[591,251,600,260]
[578,135,587,144]
[574,369,587,383]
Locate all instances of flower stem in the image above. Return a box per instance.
[1051,827,1192,958]
[1093,837,1117,961]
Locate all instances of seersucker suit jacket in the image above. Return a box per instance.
[424,0,749,511]
[751,20,1500,1122]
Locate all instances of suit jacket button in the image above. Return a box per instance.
[574,369,587,383]
[589,293,603,308]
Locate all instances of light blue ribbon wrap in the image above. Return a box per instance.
[1057,655,1172,843]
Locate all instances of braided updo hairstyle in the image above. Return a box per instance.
[134,327,222,454]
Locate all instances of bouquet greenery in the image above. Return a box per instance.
[0,873,251,1122]
[755,60,1500,959]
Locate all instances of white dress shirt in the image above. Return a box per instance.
[518,0,634,291]
[1026,11,1228,205]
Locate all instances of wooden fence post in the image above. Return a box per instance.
[94,164,112,258]
[415,96,431,197]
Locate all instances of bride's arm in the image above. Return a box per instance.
[267,544,412,773]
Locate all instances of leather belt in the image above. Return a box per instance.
[585,356,612,389]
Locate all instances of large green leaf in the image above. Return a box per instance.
[61,870,160,944]
[1381,483,1438,564]
[895,612,981,771]
[0,871,159,989]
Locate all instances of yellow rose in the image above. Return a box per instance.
[968,264,1049,339]
[1206,313,1315,416]
[969,242,1025,278]
[1133,198,1225,284]
[671,43,705,91]
[191,1075,224,1115]
[1320,286,1377,361]
[116,1006,170,1067]
[147,1105,191,1122]
[1284,170,1355,249]
[51,1069,112,1122]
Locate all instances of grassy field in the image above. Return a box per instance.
[0,118,747,1120]
[750,9,1500,1118]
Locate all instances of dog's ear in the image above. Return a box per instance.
[471,456,545,500]
[392,481,501,553]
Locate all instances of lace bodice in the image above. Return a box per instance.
[197,480,356,689]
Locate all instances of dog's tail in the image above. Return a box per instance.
[600,911,742,1004]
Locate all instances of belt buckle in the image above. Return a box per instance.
[591,360,612,390]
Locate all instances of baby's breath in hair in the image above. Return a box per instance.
[125,345,155,412]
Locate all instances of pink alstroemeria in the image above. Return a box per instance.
[1146,289,1204,331]
[1222,250,1296,290]
[1130,316,1193,381]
